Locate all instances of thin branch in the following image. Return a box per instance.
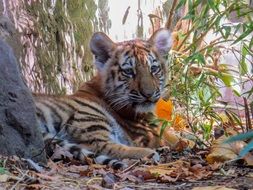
[244,97,252,131]
[165,0,178,30]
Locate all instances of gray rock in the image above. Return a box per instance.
[0,38,46,163]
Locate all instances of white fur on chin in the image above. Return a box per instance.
[135,103,155,114]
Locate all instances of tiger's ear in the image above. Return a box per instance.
[90,32,115,71]
[148,29,173,56]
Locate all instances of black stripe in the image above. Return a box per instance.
[80,125,110,133]
[36,107,46,122]
[58,100,77,111]
[69,145,81,154]
[74,117,110,125]
[35,107,50,132]
[81,138,107,144]
[111,70,115,80]
[100,143,108,151]
[77,110,107,119]
[41,101,62,132]
[112,162,124,170]
[77,89,94,95]
[113,81,128,92]
[68,127,78,136]
[72,98,105,116]
[103,158,112,165]
[47,99,74,113]
[124,50,131,57]
[69,146,83,159]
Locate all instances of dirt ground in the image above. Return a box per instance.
[1,148,253,190]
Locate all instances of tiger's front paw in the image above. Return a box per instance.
[151,151,160,162]
[145,150,160,162]
[156,146,170,154]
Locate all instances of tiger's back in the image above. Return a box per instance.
[35,29,172,169]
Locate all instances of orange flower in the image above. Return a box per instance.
[172,114,186,132]
[155,98,173,121]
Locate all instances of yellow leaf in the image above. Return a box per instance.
[206,135,244,164]
[172,114,186,132]
[155,99,173,121]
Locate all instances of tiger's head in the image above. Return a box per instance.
[90,29,172,115]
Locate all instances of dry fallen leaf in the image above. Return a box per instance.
[102,173,119,189]
[192,186,236,190]
[160,128,195,150]
[147,160,212,182]
[0,174,9,182]
[243,153,253,166]
[206,135,244,164]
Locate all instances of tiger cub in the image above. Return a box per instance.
[34,29,172,169]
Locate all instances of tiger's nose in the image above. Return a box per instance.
[140,89,160,102]
[140,90,155,98]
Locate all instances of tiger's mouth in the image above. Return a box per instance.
[142,99,157,105]
[131,97,159,113]
[131,96,160,105]
[134,101,156,113]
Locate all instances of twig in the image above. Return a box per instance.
[165,0,178,30]
[86,177,103,185]
[120,160,140,174]
[10,170,29,190]
[176,26,194,51]
[243,97,252,131]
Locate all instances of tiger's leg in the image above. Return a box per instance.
[43,134,95,161]
[94,155,128,169]
[91,143,160,170]
[61,141,95,161]
[46,137,128,169]
[92,141,160,162]
[44,134,130,169]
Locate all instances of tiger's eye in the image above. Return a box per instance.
[123,68,134,76]
[151,65,160,73]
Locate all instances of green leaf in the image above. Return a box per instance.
[249,37,253,49]
[239,139,253,157]
[0,167,7,175]
[150,118,165,125]
[223,25,231,39]
[159,121,169,138]
[218,73,234,87]
[239,45,249,75]
[182,13,195,20]
[207,0,220,13]
[195,73,205,88]
[233,23,242,36]
[232,24,253,45]
[232,89,241,97]
[175,0,187,11]
[225,110,242,127]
